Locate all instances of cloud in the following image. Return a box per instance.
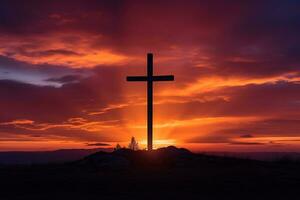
[0,55,90,86]
[240,134,253,138]
[86,142,110,147]
[0,67,126,123]
[229,142,265,145]
[0,33,131,68]
[46,75,82,84]
[0,119,34,125]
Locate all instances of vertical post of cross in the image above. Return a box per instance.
[126,53,174,151]
[147,53,153,151]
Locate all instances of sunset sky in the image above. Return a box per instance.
[0,0,300,152]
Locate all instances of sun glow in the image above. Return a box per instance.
[140,139,176,149]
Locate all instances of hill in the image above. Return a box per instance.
[1,146,300,200]
[0,148,112,165]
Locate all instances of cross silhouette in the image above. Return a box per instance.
[127,53,174,150]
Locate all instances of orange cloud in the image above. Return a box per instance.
[0,118,119,132]
[0,33,131,68]
[160,72,300,97]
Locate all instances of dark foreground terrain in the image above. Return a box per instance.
[1,146,300,200]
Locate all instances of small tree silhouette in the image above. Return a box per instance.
[114,143,122,151]
[128,137,139,151]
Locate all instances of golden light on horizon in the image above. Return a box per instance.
[140,139,176,149]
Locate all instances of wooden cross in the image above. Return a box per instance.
[126,53,174,150]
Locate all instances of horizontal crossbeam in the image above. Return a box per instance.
[152,75,174,81]
[127,75,174,82]
[126,76,147,81]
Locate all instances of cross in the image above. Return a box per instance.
[126,53,174,151]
